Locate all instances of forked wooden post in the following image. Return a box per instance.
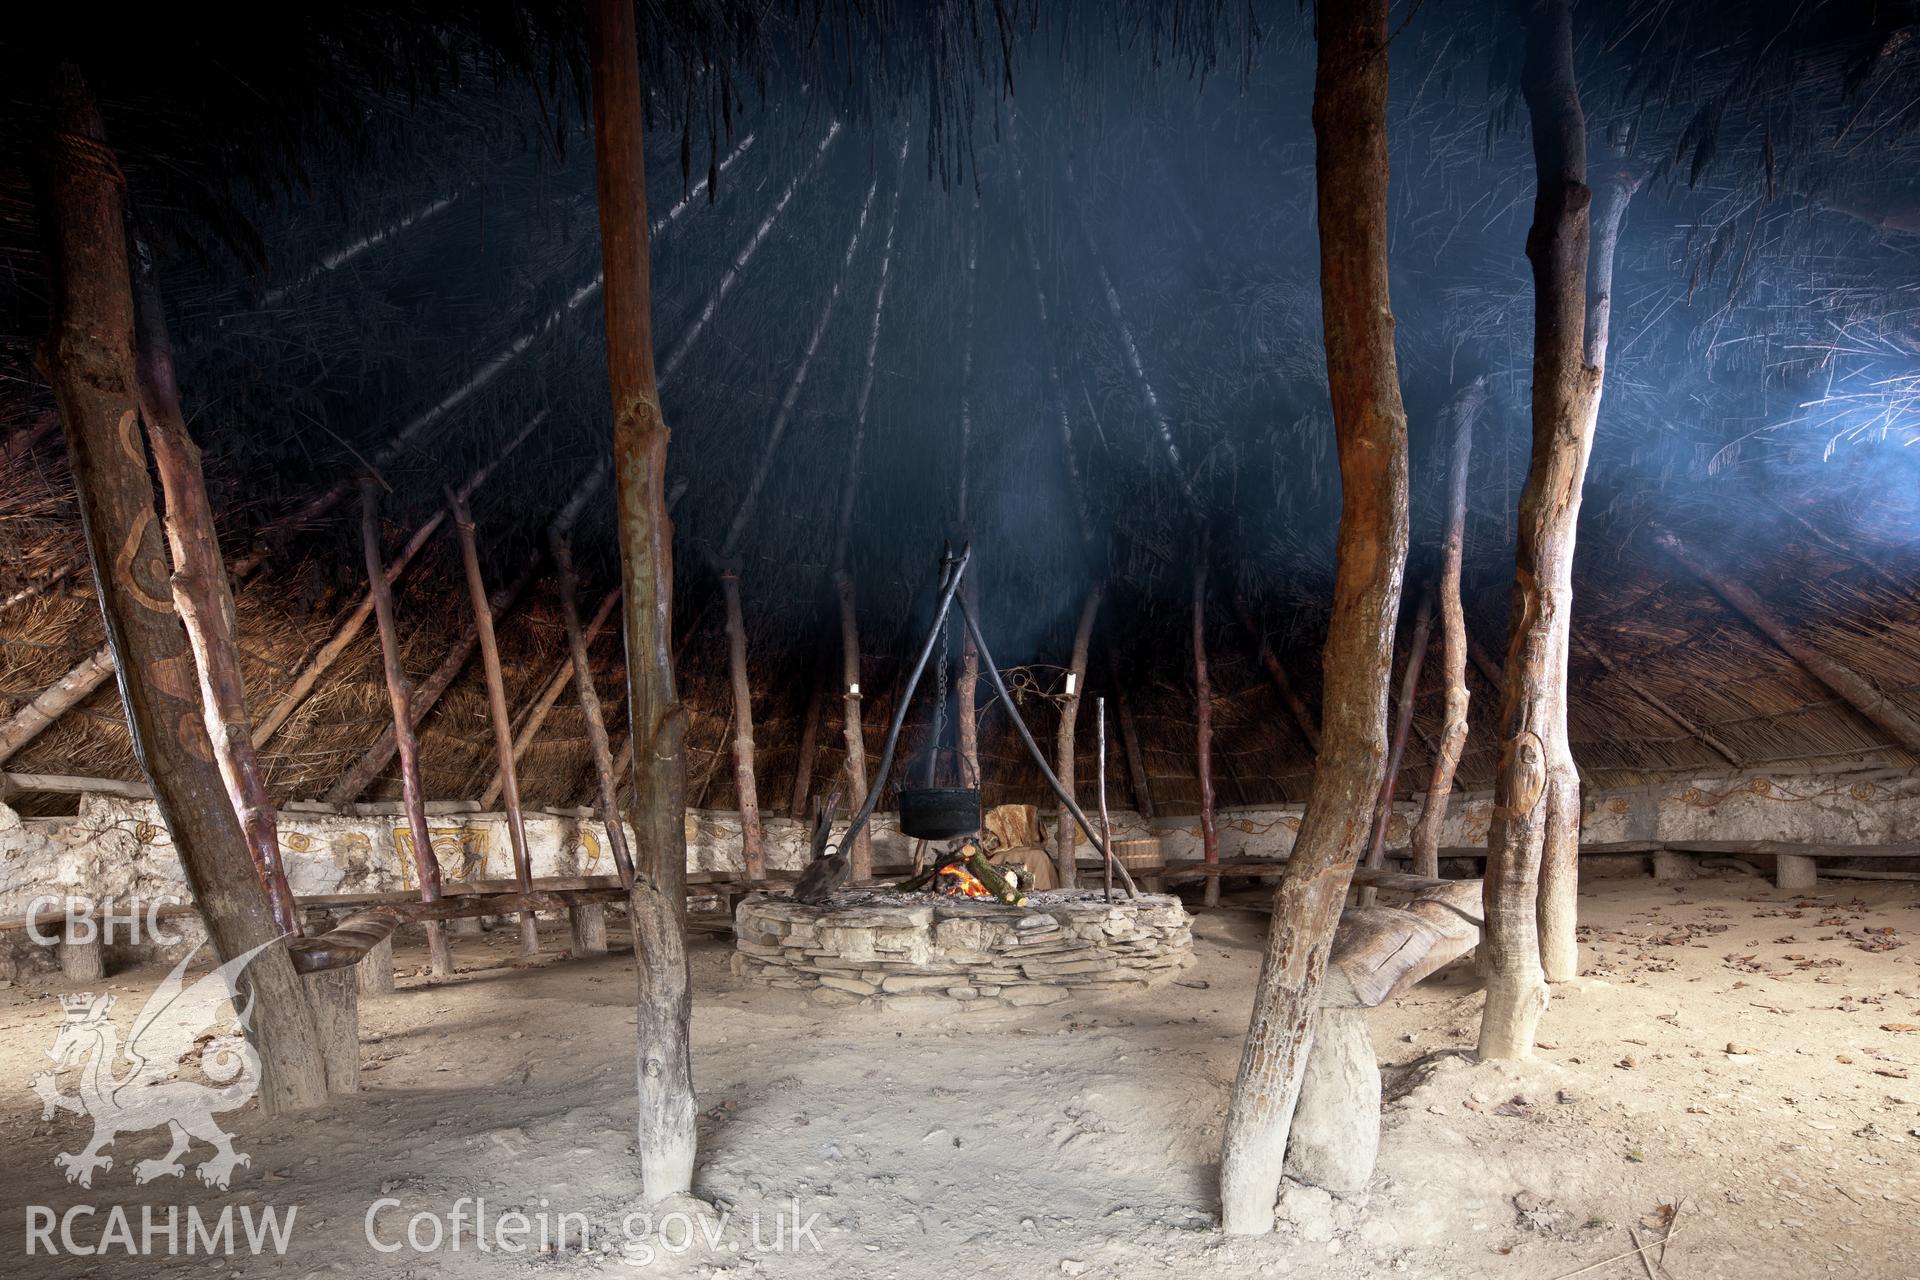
[132,233,300,938]
[38,64,332,1110]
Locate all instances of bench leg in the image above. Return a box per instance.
[1285,1007,1380,1196]
[58,936,106,983]
[1652,850,1695,881]
[451,915,483,936]
[302,966,360,1095]
[569,904,608,956]
[1775,853,1818,891]
[356,935,395,996]
[519,912,540,957]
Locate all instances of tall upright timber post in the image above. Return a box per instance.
[37,64,331,1112]
[1481,0,1609,1054]
[1219,0,1410,1232]
[586,0,696,1201]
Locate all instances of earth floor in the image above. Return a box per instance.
[1,868,1916,1279]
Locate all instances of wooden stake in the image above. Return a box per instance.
[553,534,638,887]
[586,0,694,1199]
[37,63,332,1110]
[483,586,620,809]
[1218,0,1411,1231]
[834,569,873,877]
[1408,381,1486,875]
[449,488,538,955]
[1052,584,1104,889]
[1097,697,1113,903]
[359,480,451,976]
[255,421,538,751]
[1364,591,1435,883]
[325,547,544,805]
[719,569,765,878]
[1104,641,1153,818]
[1193,558,1221,908]
[1233,594,1321,753]
[787,643,830,818]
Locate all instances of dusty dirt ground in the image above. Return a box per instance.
[2,869,1917,1279]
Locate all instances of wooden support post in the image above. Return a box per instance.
[1537,159,1636,987]
[1363,591,1434,895]
[1656,528,1920,757]
[449,488,538,956]
[834,570,873,877]
[359,480,451,977]
[1481,0,1604,1053]
[302,966,360,1095]
[356,934,395,995]
[587,0,695,1199]
[37,64,331,1111]
[553,533,637,886]
[327,517,552,805]
[787,644,830,818]
[719,570,765,878]
[1408,380,1486,876]
[1219,0,1411,1232]
[1193,559,1221,908]
[1652,850,1695,881]
[485,586,620,808]
[1052,584,1103,889]
[59,932,106,982]
[257,426,537,751]
[1233,595,1321,753]
[131,236,300,936]
[570,902,609,956]
[1775,853,1818,891]
[1104,643,1153,819]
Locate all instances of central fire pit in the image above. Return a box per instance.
[732,890,1194,1009]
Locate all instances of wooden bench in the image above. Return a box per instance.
[1656,840,1920,890]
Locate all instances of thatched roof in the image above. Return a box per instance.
[1,2,1916,817]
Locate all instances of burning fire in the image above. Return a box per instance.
[936,861,994,898]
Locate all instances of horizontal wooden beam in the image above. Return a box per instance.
[1,771,151,799]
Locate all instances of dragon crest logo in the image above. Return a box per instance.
[30,940,275,1190]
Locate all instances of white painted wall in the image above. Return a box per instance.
[2,766,1912,945]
